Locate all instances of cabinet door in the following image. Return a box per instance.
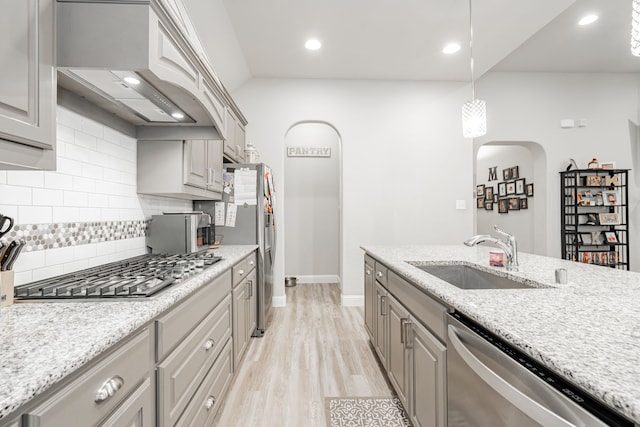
[374,282,388,369]
[364,259,375,339]
[235,122,246,162]
[247,270,258,337]
[409,320,447,427]
[206,139,224,193]
[387,294,410,411]
[232,281,248,368]
[183,140,208,188]
[0,0,56,169]
[98,377,153,427]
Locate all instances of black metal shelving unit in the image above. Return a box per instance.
[560,169,630,270]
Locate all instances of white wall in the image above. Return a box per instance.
[476,72,640,271]
[0,106,191,285]
[232,78,475,305]
[284,123,340,283]
[476,145,536,253]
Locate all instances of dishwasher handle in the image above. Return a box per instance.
[448,324,578,427]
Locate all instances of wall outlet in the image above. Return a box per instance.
[456,200,466,210]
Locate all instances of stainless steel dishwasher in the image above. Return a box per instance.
[447,312,634,427]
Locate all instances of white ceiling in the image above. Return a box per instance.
[220,0,640,82]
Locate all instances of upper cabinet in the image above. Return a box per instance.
[223,108,247,164]
[0,0,56,170]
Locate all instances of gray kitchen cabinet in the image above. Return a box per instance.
[137,139,223,200]
[374,281,389,370]
[22,329,153,427]
[222,109,247,163]
[0,0,56,170]
[364,255,448,426]
[232,252,257,369]
[387,293,411,411]
[409,320,446,427]
[364,256,374,339]
[97,377,153,427]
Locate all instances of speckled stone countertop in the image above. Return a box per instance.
[362,244,640,424]
[0,245,257,422]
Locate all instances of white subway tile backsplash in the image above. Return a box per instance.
[0,205,18,220]
[57,158,83,176]
[87,193,109,208]
[18,206,52,225]
[32,265,64,281]
[14,270,33,286]
[96,240,117,256]
[0,171,6,184]
[44,172,74,191]
[98,139,132,161]
[73,243,97,260]
[63,259,90,274]
[7,171,45,188]
[81,163,104,180]
[13,250,46,271]
[52,207,80,223]
[78,207,102,222]
[45,246,76,266]
[57,123,75,144]
[33,188,63,207]
[63,191,89,207]
[74,130,98,151]
[88,150,115,169]
[80,117,104,139]
[87,255,111,268]
[56,106,83,129]
[63,143,91,162]
[72,176,96,193]
[102,168,121,183]
[0,185,32,205]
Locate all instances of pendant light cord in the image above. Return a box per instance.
[469,0,476,99]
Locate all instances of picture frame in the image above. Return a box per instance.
[519,198,528,209]
[503,168,511,180]
[601,161,616,170]
[498,182,507,197]
[598,212,621,225]
[498,199,509,213]
[477,198,485,209]
[510,166,519,179]
[476,184,485,198]
[485,201,494,211]
[508,197,520,211]
[515,178,526,195]
[526,183,534,197]
[581,233,592,245]
[506,181,516,195]
[493,194,498,203]
[604,231,619,244]
[485,186,494,200]
[602,190,620,206]
[585,175,603,187]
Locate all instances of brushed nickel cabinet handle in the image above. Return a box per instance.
[205,396,215,410]
[365,269,371,275]
[203,339,215,351]
[400,318,406,344]
[238,269,245,276]
[376,271,383,278]
[95,376,124,403]
[404,319,413,349]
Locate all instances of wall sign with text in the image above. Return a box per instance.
[287,147,332,157]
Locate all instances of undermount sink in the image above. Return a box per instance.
[414,264,534,290]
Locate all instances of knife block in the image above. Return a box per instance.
[0,270,14,308]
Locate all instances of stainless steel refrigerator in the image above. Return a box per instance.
[195,163,275,337]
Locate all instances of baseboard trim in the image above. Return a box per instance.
[341,294,364,307]
[272,295,286,307]
[290,275,341,284]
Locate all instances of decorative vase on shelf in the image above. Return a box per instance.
[587,158,600,169]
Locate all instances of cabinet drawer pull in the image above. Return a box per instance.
[205,396,215,410]
[379,295,387,316]
[203,339,215,351]
[404,319,413,349]
[376,271,383,278]
[365,269,371,275]
[400,319,406,344]
[238,269,245,276]
[249,260,255,267]
[95,376,124,403]
[246,280,253,298]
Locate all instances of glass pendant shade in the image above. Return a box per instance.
[632,0,640,56]
[462,98,487,138]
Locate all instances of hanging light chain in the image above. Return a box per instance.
[469,0,476,99]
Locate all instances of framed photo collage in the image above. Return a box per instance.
[477,165,534,214]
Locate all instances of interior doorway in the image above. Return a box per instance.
[284,122,342,285]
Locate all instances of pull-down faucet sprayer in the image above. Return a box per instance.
[464,225,519,270]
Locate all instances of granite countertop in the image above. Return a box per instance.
[362,244,640,424]
[0,245,257,422]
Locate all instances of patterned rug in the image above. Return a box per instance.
[325,397,411,427]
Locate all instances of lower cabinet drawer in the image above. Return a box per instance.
[98,377,153,427]
[175,338,234,427]
[157,295,232,426]
[23,328,151,427]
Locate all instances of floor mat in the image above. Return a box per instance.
[325,397,411,427]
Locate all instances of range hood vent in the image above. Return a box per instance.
[56,0,230,134]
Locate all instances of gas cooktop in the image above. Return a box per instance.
[14,252,222,300]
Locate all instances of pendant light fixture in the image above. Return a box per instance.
[462,0,487,138]
[632,0,640,56]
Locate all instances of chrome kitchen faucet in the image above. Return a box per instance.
[464,225,519,271]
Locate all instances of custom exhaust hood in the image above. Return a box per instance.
[56,0,229,135]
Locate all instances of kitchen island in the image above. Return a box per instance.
[0,245,257,424]
[362,245,640,425]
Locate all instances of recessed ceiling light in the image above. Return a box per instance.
[305,39,322,51]
[442,43,461,54]
[123,76,140,85]
[171,112,184,120]
[578,14,598,26]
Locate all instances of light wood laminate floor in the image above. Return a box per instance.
[213,283,393,427]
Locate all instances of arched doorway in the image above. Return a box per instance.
[474,141,547,255]
[284,122,342,286]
